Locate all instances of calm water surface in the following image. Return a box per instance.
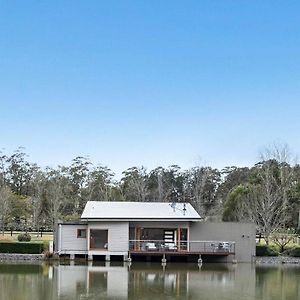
[0,261,300,300]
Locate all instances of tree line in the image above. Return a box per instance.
[0,145,299,243]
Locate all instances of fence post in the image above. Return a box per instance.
[49,241,54,254]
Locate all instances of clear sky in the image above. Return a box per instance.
[0,1,299,175]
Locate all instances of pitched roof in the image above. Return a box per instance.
[81,201,201,220]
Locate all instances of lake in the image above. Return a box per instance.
[0,261,299,300]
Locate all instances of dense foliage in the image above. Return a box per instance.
[0,241,44,254]
[256,245,279,257]
[286,247,300,257]
[0,146,299,243]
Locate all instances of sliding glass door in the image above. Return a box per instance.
[90,229,108,250]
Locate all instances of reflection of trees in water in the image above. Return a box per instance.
[0,263,56,300]
[256,266,300,300]
[2,263,300,300]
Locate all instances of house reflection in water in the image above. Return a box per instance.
[128,264,255,299]
[56,263,128,299]
[54,262,255,299]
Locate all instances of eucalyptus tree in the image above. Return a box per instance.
[147,167,166,202]
[67,156,92,213]
[30,168,47,232]
[45,167,73,231]
[0,185,11,235]
[0,151,8,186]
[217,166,251,205]
[121,166,148,202]
[288,164,300,228]
[86,165,115,201]
[162,165,184,202]
[184,166,221,217]
[6,148,33,196]
[9,192,31,232]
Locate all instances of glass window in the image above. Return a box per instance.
[180,228,188,251]
[140,228,164,240]
[77,229,87,238]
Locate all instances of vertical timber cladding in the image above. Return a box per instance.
[88,222,129,252]
[60,224,88,253]
[189,222,256,262]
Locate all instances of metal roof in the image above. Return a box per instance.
[81,201,201,220]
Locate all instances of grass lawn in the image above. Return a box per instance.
[0,231,53,242]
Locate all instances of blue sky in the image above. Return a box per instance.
[0,1,299,175]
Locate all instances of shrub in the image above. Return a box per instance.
[287,247,300,257]
[43,240,49,252]
[0,242,43,254]
[269,244,280,253]
[17,233,31,242]
[256,245,279,256]
[44,251,53,259]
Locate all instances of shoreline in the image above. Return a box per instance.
[0,254,44,261]
[255,256,300,265]
[1,253,300,264]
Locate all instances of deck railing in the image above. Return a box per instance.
[129,240,235,254]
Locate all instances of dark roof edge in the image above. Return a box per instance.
[58,220,87,225]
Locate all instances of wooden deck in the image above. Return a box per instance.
[128,240,236,261]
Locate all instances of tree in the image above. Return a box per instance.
[0,151,8,186]
[222,185,249,222]
[87,166,115,201]
[162,165,184,202]
[67,156,91,213]
[45,168,72,232]
[241,167,290,244]
[6,148,33,196]
[239,144,295,244]
[217,166,251,205]
[148,167,167,202]
[121,167,148,201]
[0,186,11,235]
[271,228,297,253]
[30,169,46,233]
[184,166,221,217]
[286,164,300,228]
[9,193,31,232]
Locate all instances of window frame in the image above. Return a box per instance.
[89,229,109,250]
[77,229,87,238]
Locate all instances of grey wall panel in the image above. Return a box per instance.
[190,222,256,262]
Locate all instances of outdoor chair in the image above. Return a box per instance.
[165,243,177,251]
[146,242,157,251]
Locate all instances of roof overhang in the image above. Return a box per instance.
[81,218,202,222]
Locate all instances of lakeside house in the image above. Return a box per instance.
[56,201,255,262]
